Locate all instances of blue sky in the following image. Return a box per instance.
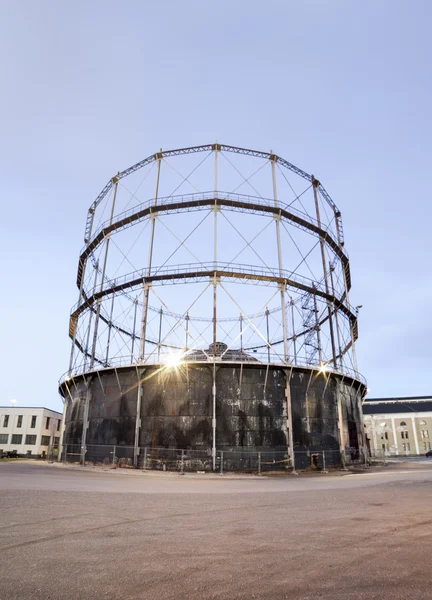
[1,1,431,410]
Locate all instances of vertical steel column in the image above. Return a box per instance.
[265,307,270,363]
[271,156,288,362]
[134,367,144,466]
[284,369,296,474]
[90,176,119,369]
[58,397,69,462]
[68,209,96,374]
[157,307,163,362]
[105,294,115,366]
[312,290,323,365]
[290,299,297,365]
[185,312,189,351]
[83,262,100,371]
[81,377,92,464]
[130,297,138,362]
[312,177,337,367]
[239,314,243,352]
[140,153,162,362]
[336,378,346,464]
[212,363,217,471]
[139,283,150,360]
[329,264,343,370]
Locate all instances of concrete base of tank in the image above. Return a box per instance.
[59,361,367,470]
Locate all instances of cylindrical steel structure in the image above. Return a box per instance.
[60,143,367,468]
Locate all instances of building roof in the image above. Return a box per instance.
[0,406,62,415]
[363,396,432,415]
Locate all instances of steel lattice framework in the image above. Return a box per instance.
[64,143,364,386]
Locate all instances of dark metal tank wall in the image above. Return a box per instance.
[216,365,288,450]
[61,364,366,466]
[139,365,213,449]
[289,370,340,452]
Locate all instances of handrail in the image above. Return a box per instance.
[59,353,367,388]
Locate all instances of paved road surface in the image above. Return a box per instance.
[0,461,431,599]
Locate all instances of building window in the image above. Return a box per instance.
[0,434,8,444]
[420,430,429,439]
[400,421,407,426]
[420,420,427,426]
[385,432,388,440]
[41,435,51,446]
[400,431,409,439]
[424,442,431,451]
[17,415,23,428]
[54,436,60,446]
[57,420,61,431]
[45,417,50,429]
[31,415,37,428]
[25,435,37,445]
[402,443,411,452]
[11,434,23,445]
[3,415,9,428]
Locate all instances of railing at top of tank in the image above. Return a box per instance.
[73,262,329,314]
[59,351,367,388]
[83,190,347,258]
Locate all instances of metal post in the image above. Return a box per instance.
[336,379,347,468]
[143,446,148,470]
[312,290,323,365]
[322,450,328,473]
[130,297,138,363]
[68,207,96,374]
[258,452,261,475]
[58,397,69,462]
[213,274,217,357]
[83,262,99,371]
[90,177,119,369]
[329,264,343,370]
[239,314,243,352]
[140,154,162,362]
[185,312,189,351]
[139,283,150,361]
[312,177,337,368]
[212,363,217,471]
[220,450,223,475]
[290,299,297,365]
[134,368,144,467]
[105,294,115,366]
[271,156,288,362]
[180,449,185,475]
[265,307,270,363]
[157,307,163,362]
[284,369,297,475]
[112,445,116,466]
[341,261,359,375]
[81,377,92,465]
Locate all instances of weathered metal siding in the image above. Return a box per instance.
[61,364,366,466]
[139,365,212,449]
[217,366,287,450]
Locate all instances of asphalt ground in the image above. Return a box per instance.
[0,461,431,600]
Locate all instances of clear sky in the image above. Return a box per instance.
[1,1,431,411]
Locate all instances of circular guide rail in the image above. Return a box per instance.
[66,143,364,385]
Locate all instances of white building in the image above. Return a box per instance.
[0,407,63,457]
[363,396,432,456]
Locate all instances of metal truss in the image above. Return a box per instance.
[67,143,363,384]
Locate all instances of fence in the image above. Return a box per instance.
[62,444,363,474]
